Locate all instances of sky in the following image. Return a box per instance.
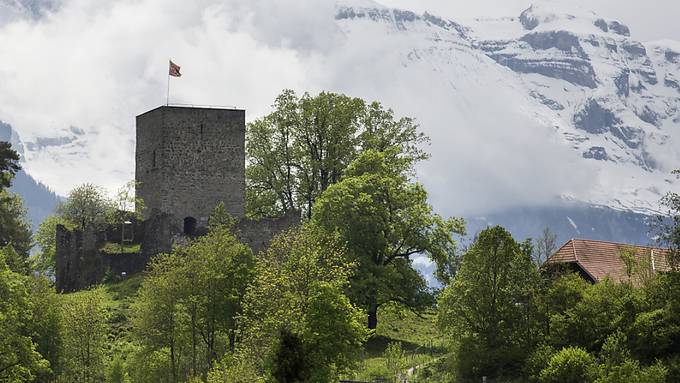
[0,0,678,218]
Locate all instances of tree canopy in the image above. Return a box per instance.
[0,141,20,191]
[245,89,428,219]
[314,149,464,328]
[0,141,31,268]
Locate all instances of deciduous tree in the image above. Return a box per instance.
[59,287,109,383]
[314,149,464,328]
[0,248,49,381]
[245,89,428,219]
[438,226,540,380]
[226,224,367,382]
[57,183,113,231]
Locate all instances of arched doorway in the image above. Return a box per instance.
[183,217,197,236]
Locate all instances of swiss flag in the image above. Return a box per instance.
[169,60,181,77]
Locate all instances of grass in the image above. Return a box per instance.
[344,303,449,382]
[100,242,141,255]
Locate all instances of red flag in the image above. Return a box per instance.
[169,60,181,77]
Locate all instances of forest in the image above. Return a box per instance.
[1,90,679,383]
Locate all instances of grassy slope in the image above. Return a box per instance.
[344,304,449,382]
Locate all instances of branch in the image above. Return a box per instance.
[384,248,424,265]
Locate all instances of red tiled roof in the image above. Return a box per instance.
[545,239,671,283]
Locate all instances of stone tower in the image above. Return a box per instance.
[135,106,245,233]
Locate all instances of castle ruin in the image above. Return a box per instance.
[55,106,299,292]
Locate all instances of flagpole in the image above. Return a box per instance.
[166,70,170,106]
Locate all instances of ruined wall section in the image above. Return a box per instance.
[55,225,107,293]
[55,221,152,293]
[237,211,301,254]
[136,106,246,228]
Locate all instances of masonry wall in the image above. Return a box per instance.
[55,221,152,293]
[136,106,246,228]
[55,225,107,293]
[237,211,301,254]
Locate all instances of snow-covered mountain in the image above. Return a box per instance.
[333,1,679,218]
[1,0,678,245]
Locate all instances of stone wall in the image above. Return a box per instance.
[136,106,246,229]
[55,225,107,292]
[55,221,150,293]
[236,210,301,254]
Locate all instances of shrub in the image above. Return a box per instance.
[524,345,556,382]
[539,347,597,383]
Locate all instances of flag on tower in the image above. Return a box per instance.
[169,60,181,77]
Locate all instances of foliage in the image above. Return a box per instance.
[0,140,20,191]
[207,353,263,383]
[207,202,237,232]
[58,287,109,383]
[107,356,131,383]
[539,346,598,383]
[100,242,141,255]
[57,183,114,231]
[314,149,464,328]
[32,215,74,275]
[596,332,667,383]
[245,89,429,219]
[617,245,656,286]
[384,342,407,380]
[28,276,63,381]
[524,345,556,383]
[230,224,368,382]
[0,248,50,381]
[0,191,32,268]
[548,279,637,352]
[132,225,255,381]
[438,226,540,381]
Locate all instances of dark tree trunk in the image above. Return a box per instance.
[368,305,378,329]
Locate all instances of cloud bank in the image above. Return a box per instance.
[0,0,673,220]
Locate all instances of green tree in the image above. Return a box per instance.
[314,149,464,328]
[0,141,20,191]
[58,287,109,383]
[549,279,636,353]
[32,215,73,276]
[0,192,32,270]
[245,89,428,219]
[229,224,368,382]
[0,248,50,381]
[57,183,113,231]
[131,252,186,382]
[28,276,63,381]
[132,224,255,381]
[539,347,597,383]
[0,140,31,267]
[438,226,540,380]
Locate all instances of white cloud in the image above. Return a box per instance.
[0,0,675,219]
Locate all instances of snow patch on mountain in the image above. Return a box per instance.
[0,0,677,219]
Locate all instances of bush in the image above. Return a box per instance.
[524,345,556,382]
[595,360,667,383]
[539,347,597,383]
